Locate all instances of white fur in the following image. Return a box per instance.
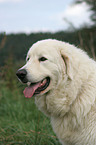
[22,39,96,145]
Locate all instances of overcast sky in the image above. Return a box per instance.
[0,0,92,34]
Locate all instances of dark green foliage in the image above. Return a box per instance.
[0,26,96,67]
[0,88,61,144]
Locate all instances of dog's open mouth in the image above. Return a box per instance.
[23,77,50,98]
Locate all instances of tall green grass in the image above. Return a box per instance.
[0,87,61,145]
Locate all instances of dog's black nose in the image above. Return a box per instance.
[16,69,27,83]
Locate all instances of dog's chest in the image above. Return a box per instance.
[51,116,81,145]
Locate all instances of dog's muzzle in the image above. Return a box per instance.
[16,69,28,83]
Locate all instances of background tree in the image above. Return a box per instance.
[74,0,96,25]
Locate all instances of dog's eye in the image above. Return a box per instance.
[39,57,47,62]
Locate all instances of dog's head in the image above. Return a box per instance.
[16,39,73,99]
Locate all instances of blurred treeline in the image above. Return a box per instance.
[0,26,96,65]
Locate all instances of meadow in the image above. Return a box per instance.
[0,85,61,145]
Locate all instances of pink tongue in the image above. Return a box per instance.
[23,82,41,98]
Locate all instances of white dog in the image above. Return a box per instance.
[16,39,96,145]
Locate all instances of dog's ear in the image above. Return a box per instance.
[60,50,73,80]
